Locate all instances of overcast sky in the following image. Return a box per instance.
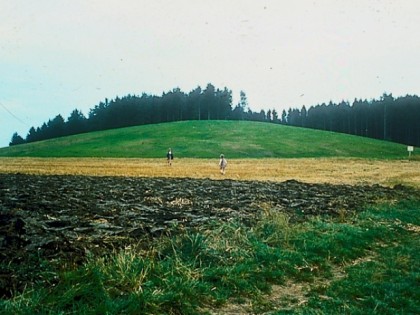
[1,0,420,148]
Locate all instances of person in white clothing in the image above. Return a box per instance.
[219,154,227,175]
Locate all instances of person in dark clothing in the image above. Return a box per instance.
[167,148,174,165]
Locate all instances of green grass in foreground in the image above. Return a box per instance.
[1,199,419,314]
[0,120,409,158]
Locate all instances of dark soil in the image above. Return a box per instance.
[0,173,417,298]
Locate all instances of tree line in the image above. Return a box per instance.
[9,84,420,147]
[9,83,257,145]
[283,93,420,147]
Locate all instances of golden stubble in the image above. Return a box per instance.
[0,157,419,188]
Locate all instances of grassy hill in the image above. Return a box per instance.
[0,120,409,159]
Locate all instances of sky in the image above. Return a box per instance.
[1,0,420,148]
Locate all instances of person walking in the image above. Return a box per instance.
[166,148,174,166]
[219,154,227,175]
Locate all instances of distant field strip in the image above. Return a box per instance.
[1,157,419,188]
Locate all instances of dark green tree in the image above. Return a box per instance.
[272,109,279,123]
[26,127,38,143]
[9,132,25,146]
[281,109,287,124]
[67,109,87,135]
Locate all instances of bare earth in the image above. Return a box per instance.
[0,157,419,188]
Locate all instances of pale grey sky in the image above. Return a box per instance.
[1,0,420,147]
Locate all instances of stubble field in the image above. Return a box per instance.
[1,157,419,188]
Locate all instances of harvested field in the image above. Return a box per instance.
[0,157,419,188]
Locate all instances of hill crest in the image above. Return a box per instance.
[0,120,408,159]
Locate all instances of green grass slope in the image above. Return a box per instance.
[0,120,408,158]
